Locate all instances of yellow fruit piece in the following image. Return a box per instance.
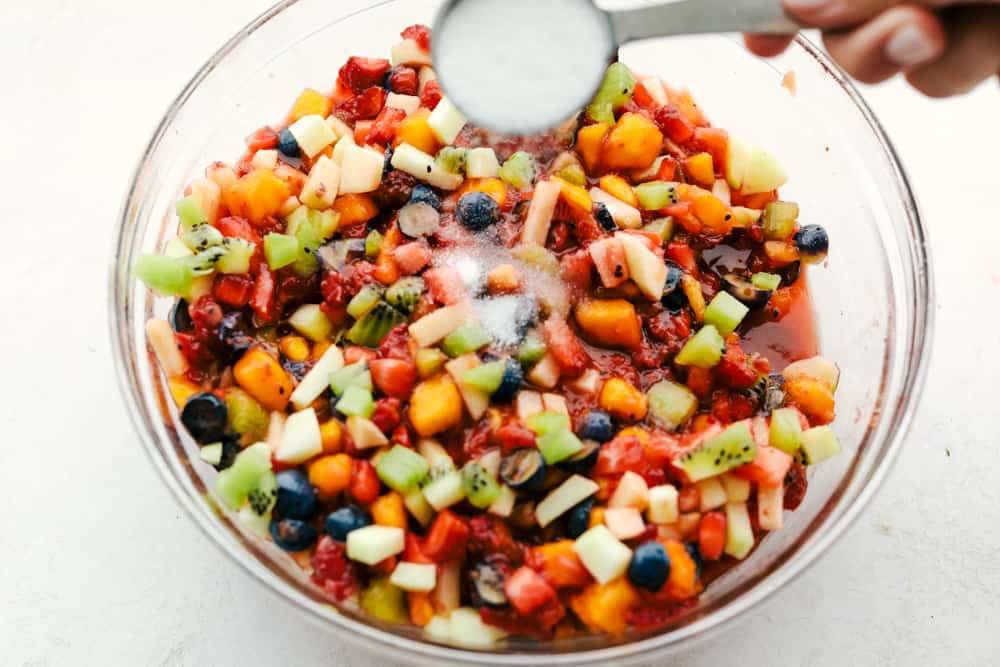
[574,299,642,350]
[617,426,650,445]
[785,376,836,424]
[458,177,507,206]
[279,335,311,362]
[599,377,648,422]
[662,538,701,600]
[692,194,730,233]
[409,374,464,436]
[311,340,333,361]
[556,178,593,216]
[168,377,202,407]
[588,506,606,529]
[598,174,638,207]
[233,347,293,412]
[601,113,663,171]
[289,88,332,122]
[224,168,291,225]
[319,418,344,454]
[570,579,640,636]
[576,123,610,174]
[308,454,353,498]
[371,492,407,530]
[408,592,435,627]
[682,152,715,188]
[332,193,379,228]
[486,264,521,294]
[681,275,706,322]
[394,109,440,155]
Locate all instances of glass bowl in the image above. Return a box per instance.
[108,0,933,664]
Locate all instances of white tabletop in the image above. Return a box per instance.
[2,1,998,664]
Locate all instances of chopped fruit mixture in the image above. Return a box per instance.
[137,24,840,648]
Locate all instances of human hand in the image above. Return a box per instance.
[744,0,1000,97]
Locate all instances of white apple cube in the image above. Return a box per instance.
[251,149,278,171]
[390,562,438,592]
[720,472,751,503]
[609,470,650,510]
[618,232,668,300]
[446,354,490,420]
[574,525,632,584]
[275,408,323,464]
[466,147,500,178]
[757,483,784,531]
[332,134,355,166]
[386,93,421,116]
[391,143,464,190]
[647,484,679,524]
[696,476,728,511]
[424,615,451,641]
[724,501,755,559]
[526,353,560,390]
[515,390,544,421]
[409,302,472,347]
[145,318,188,377]
[520,179,561,246]
[346,416,389,450]
[339,144,384,194]
[427,97,467,144]
[541,393,569,416]
[536,474,599,527]
[391,38,432,67]
[477,449,502,479]
[604,507,646,540]
[346,525,405,565]
[404,487,435,526]
[488,484,516,518]
[418,66,437,93]
[448,607,506,648]
[741,144,788,194]
[300,155,341,210]
[324,114,352,141]
[288,114,337,158]
[566,369,602,395]
[289,344,344,410]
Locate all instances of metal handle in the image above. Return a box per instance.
[609,0,801,43]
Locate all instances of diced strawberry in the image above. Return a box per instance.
[420,79,442,110]
[378,324,412,361]
[387,66,419,95]
[573,213,604,246]
[593,435,645,476]
[505,567,556,615]
[370,397,403,433]
[401,24,432,51]
[393,242,432,275]
[560,248,594,293]
[423,266,467,305]
[657,155,678,181]
[642,433,683,467]
[589,236,629,288]
[349,459,380,504]
[632,81,657,109]
[311,536,358,601]
[249,264,276,322]
[212,274,253,308]
[216,216,263,246]
[665,240,697,274]
[338,56,391,94]
[698,511,726,560]
[542,317,590,378]
[391,424,412,448]
[480,597,565,639]
[467,515,522,562]
[353,120,374,145]
[653,104,695,143]
[344,345,378,366]
[245,126,279,152]
[367,106,407,146]
[370,358,418,399]
[404,533,433,564]
[495,421,536,454]
[335,86,387,122]
[735,444,793,487]
[716,340,759,389]
[423,510,469,561]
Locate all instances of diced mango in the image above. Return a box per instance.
[556,178,593,216]
[319,418,344,454]
[531,540,591,589]
[409,374,464,436]
[289,88,332,123]
[486,264,521,294]
[600,113,663,171]
[569,579,640,636]
[224,168,291,225]
[661,538,701,600]
[457,177,507,206]
[233,347,294,411]
[279,335,311,362]
[371,492,408,530]
[692,194,731,233]
[598,174,638,207]
[576,123,610,174]
[599,377,648,421]
[168,376,202,407]
[784,376,836,424]
[332,193,379,228]
[683,152,715,188]
[394,109,440,155]
[408,591,435,627]
[764,240,800,266]
[574,299,642,349]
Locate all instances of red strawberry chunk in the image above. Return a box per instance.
[393,242,432,275]
[560,248,594,293]
[338,56,391,94]
[367,106,407,146]
[542,316,590,378]
[424,266,467,305]
[420,79,442,110]
[653,104,695,143]
[387,66,419,95]
[310,536,358,601]
[401,24,432,51]
[370,359,418,399]
[335,86,387,122]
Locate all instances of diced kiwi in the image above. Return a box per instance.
[215,442,272,510]
[499,151,536,189]
[180,222,224,252]
[675,325,725,368]
[704,292,750,337]
[360,577,409,624]
[377,445,431,493]
[184,246,227,276]
[440,323,491,358]
[516,330,547,368]
[246,470,278,516]
[347,285,385,319]
[635,181,679,210]
[587,62,636,124]
[555,163,586,187]
[365,229,383,258]
[800,426,841,464]
[216,238,255,274]
[763,201,799,240]
[336,385,376,419]
[536,428,584,465]
[330,360,372,395]
[769,408,803,456]
[461,461,502,509]
[526,411,570,436]
[346,301,407,347]
[647,380,698,432]
[264,233,299,270]
[386,277,426,314]
[135,254,194,297]
[176,194,207,230]
[675,421,757,482]
[223,388,269,442]
[435,146,468,175]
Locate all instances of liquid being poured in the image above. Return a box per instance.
[433,0,615,134]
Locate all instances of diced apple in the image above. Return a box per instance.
[726,136,749,190]
[448,607,506,648]
[536,474,599,527]
[445,354,490,420]
[526,353,560,389]
[488,484,517,518]
[541,393,569,415]
[647,484,679,524]
[409,302,472,347]
[434,561,462,613]
[266,411,285,452]
[391,143,464,190]
[339,144,384,194]
[346,524,405,565]
[275,408,323,463]
[591,187,642,229]
[288,114,337,158]
[404,487,435,526]
[300,155,341,210]
[466,147,500,178]
[390,562,437,592]
[515,390,544,421]
[390,38,432,67]
[187,178,222,225]
[573,524,632,584]
[567,369,602,396]
[757,483,784,531]
[145,318,188,378]
[720,472,751,502]
[724,501,755,559]
[289,344,343,410]
[418,66,437,93]
[604,507,646,540]
[251,149,278,171]
[741,144,788,195]
[617,232,668,300]
[477,448,502,479]
[332,134,354,165]
[608,470,650,510]
[696,476,727,511]
[386,93,421,116]
[347,416,389,449]
[427,97,467,145]
[324,114,352,141]
[520,179,561,246]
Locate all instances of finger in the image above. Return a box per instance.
[744,34,796,57]
[785,0,999,30]
[823,5,946,83]
[906,7,1000,97]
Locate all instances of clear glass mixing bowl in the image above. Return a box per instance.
[109,1,933,663]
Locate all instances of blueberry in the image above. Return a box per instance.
[685,542,703,579]
[628,541,671,592]
[324,505,371,541]
[499,448,547,493]
[275,470,318,520]
[469,558,508,607]
[578,410,613,443]
[566,497,594,538]
[594,202,616,232]
[456,192,500,231]
[218,311,253,357]
[383,146,394,174]
[180,392,228,444]
[269,518,318,552]
[169,298,192,332]
[661,262,687,312]
[492,358,524,403]
[409,184,441,211]
[558,439,601,473]
[278,128,300,158]
[794,224,829,264]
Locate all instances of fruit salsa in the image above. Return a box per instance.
[136,23,841,647]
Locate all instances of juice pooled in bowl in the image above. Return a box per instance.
[135,22,842,648]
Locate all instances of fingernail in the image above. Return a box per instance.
[885,25,938,67]
[785,0,835,14]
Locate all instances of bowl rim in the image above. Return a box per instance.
[108,1,934,663]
